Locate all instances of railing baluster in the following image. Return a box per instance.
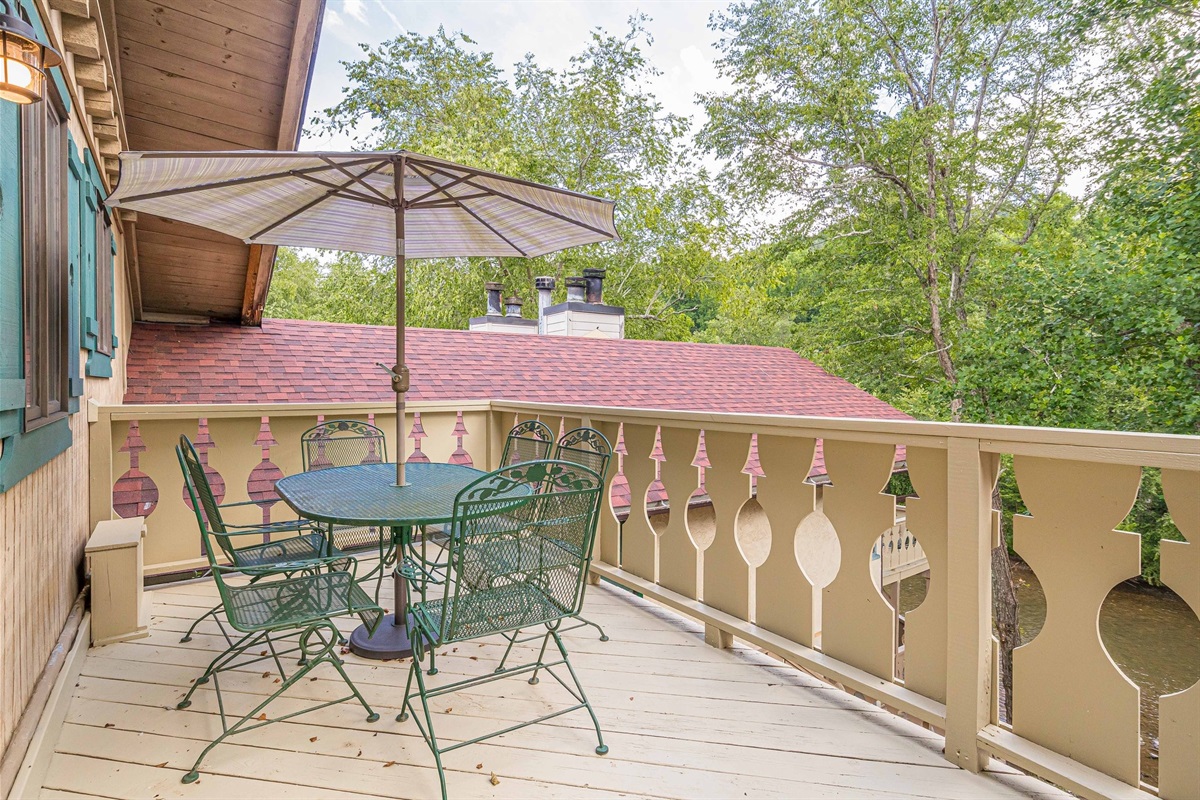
[755,433,817,646]
[821,439,898,679]
[619,423,659,583]
[657,426,702,600]
[905,446,949,702]
[701,430,753,621]
[1158,468,1200,800]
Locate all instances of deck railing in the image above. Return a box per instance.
[88,398,1199,800]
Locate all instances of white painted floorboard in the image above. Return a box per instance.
[37,569,1070,800]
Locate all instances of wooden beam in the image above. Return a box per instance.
[48,0,89,18]
[241,0,325,327]
[83,88,114,119]
[121,212,144,321]
[97,138,120,159]
[60,15,101,60]
[71,56,108,90]
[240,244,275,326]
[92,120,119,140]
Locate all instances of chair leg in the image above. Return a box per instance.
[400,650,449,800]
[178,621,379,784]
[549,629,607,755]
[581,615,609,642]
[181,603,232,646]
[527,629,553,686]
[495,629,520,673]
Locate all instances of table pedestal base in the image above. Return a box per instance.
[349,613,414,660]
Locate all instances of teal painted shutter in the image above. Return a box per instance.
[82,149,113,377]
[0,102,23,438]
[66,134,83,409]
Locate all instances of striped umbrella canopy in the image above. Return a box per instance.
[107,150,619,484]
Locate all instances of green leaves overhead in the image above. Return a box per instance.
[297,18,725,339]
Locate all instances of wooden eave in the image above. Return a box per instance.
[109,0,325,325]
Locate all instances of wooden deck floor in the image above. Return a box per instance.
[37,573,1070,800]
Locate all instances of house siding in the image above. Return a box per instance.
[0,8,133,765]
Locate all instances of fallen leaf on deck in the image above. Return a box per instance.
[309,736,318,742]
[476,764,483,770]
[469,656,478,661]
[260,650,268,656]
[257,713,268,721]
[273,678,281,684]
[444,708,453,714]
[261,671,271,678]
[153,762,168,768]
[383,761,397,768]
[489,773,500,786]
[103,723,115,728]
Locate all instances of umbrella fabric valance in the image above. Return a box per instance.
[107,150,617,258]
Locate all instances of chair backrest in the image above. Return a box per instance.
[437,460,604,645]
[555,427,612,481]
[301,419,388,471]
[176,434,235,566]
[499,419,554,467]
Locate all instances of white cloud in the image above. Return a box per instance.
[343,0,367,23]
[326,8,344,27]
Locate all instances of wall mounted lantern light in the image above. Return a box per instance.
[0,0,62,104]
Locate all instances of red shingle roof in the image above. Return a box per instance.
[125,318,912,479]
[127,318,910,415]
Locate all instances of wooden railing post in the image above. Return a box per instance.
[87,399,115,530]
[944,437,998,772]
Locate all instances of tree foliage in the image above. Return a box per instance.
[278,20,726,340]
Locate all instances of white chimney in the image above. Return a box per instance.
[541,269,625,339]
[535,276,555,334]
[469,282,537,334]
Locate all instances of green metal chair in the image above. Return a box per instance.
[552,427,613,643]
[175,438,384,785]
[500,419,554,466]
[300,419,388,556]
[176,434,353,645]
[397,459,608,800]
[301,419,393,594]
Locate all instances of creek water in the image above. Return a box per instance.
[900,562,1200,786]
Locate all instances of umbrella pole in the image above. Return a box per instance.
[394,155,408,486]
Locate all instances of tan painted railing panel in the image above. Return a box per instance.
[904,446,949,703]
[821,440,898,680]
[754,433,817,646]
[619,422,659,583]
[657,426,702,599]
[699,430,753,620]
[92,398,1200,798]
[1012,456,1143,785]
[1158,468,1200,800]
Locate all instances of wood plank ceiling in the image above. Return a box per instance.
[113,0,324,324]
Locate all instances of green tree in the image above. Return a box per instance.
[700,0,1084,418]
[291,19,726,341]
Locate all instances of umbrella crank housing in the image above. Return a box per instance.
[376,362,410,393]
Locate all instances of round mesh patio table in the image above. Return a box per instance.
[275,462,486,660]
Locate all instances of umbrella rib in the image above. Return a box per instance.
[407,171,476,205]
[407,162,529,257]
[407,192,490,209]
[248,160,392,241]
[292,171,392,207]
[114,157,383,205]
[406,154,614,204]
[419,163,615,240]
[320,155,394,204]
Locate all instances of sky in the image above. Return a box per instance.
[300,0,734,151]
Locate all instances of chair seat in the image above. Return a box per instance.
[231,532,349,572]
[224,571,382,633]
[412,580,572,644]
[460,533,580,588]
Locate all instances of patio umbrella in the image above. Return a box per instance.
[106,150,619,484]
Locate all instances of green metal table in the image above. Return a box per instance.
[275,462,486,660]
